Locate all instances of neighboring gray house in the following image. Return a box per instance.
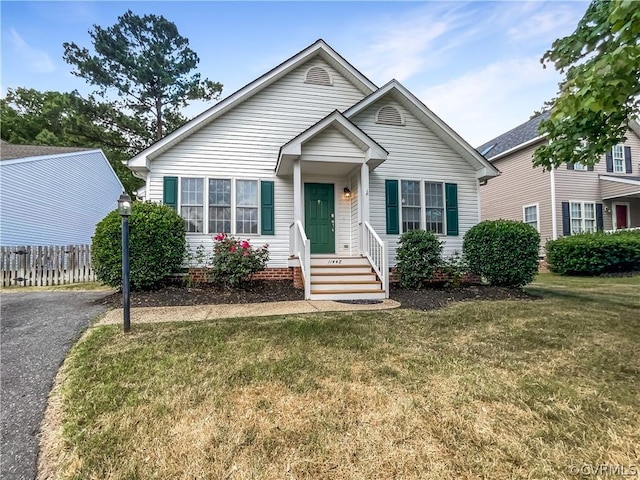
[125,40,499,300]
[0,141,124,246]
[478,114,640,252]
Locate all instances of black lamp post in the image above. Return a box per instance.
[117,193,132,333]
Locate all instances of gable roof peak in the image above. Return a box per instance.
[127,39,377,170]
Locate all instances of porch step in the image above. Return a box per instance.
[312,281,382,291]
[307,255,385,300]
[310,266,374,275]
[309,290,386,301]
[310,256,370,267]
[311,273,377,282]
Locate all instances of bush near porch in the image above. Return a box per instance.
[546,229,640,275]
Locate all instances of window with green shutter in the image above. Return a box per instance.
[260,180,275,235]
[163,176,178,211]
[445,183,458,236]
[385,179,399,234]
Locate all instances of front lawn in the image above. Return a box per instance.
[41,274,640,479]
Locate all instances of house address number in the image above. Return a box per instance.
[327,259,342,264]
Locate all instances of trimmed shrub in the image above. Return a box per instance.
[92,202,186,290]
[396,230,443,288]
[545,230,640,275]
[210,233,269,288]
[463,220,540,287]
[439,250,469,288]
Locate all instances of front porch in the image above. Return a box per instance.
[276,111,390,300]
[600,175,640,231]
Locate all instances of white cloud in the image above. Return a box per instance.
[418,56,562,146]
[8,29,55,74]
[350,3,475,83]
[507,7,580,42]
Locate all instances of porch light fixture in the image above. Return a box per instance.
[343,187,351,198]
[117,193,132,333]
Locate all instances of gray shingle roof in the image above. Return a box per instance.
[476,110,550,160]
[0,141,91,160]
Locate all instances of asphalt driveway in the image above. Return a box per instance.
[1,290,111,480]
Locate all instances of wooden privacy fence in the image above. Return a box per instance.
[1,245,96,287]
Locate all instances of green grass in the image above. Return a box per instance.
[44,274,640,479]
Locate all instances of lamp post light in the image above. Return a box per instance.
[117,193,132,333]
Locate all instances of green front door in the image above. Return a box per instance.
[304,183,335,254]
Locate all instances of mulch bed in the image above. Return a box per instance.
[97,279,536,311]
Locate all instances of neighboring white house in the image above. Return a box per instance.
[0,142,124,246]
[125,40,499,300]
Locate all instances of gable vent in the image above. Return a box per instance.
[305,66,332,86]
[376,106,404,126]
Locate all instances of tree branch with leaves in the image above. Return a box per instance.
[534,0,639,170]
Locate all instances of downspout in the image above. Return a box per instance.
[550,167,558,240]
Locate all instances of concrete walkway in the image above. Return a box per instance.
[97,299,400,326]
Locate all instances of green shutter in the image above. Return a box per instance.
[163,176,178,211]
[445,183,459,236]
[385,180,399,234]
[261,181,275,235]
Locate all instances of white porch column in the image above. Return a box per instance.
[293,159,302,223]
[360,162,370,223]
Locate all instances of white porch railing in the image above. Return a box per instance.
[289,221,311,299]
[362,222,389,298]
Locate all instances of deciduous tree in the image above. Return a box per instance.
[534,0,639,170]
[0,87,143,195]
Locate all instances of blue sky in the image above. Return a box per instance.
[1,1,589,146]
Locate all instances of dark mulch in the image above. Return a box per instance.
[97,279,536,311]
[389,284,536,311]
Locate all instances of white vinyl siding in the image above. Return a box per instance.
[147,58,367,266]
[181,178,204,233]
[523,204,539,231]
[570,201,596,234]
[0,150,124,246]
[353,99,479,262]
[613,145,624,173]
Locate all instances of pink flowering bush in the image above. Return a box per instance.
[210,233,269,288]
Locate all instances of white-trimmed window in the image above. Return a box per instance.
[401,180,421,231]
[236,179,259,234]
[570,201,596,234]
[425,182,444,234]
[181,178,204,233]
[523,204,539,231]
[613,145,624,173]
[573,162,588,171]
[208,179,231,234]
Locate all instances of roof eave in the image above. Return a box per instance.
[128,39,378,169]
[346,80,499,178]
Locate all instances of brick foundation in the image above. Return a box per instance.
[389,267,481,285]
[292,267,303,289]
[187,267,295,284]
[538,258,550,273]
[251,268,294,281]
